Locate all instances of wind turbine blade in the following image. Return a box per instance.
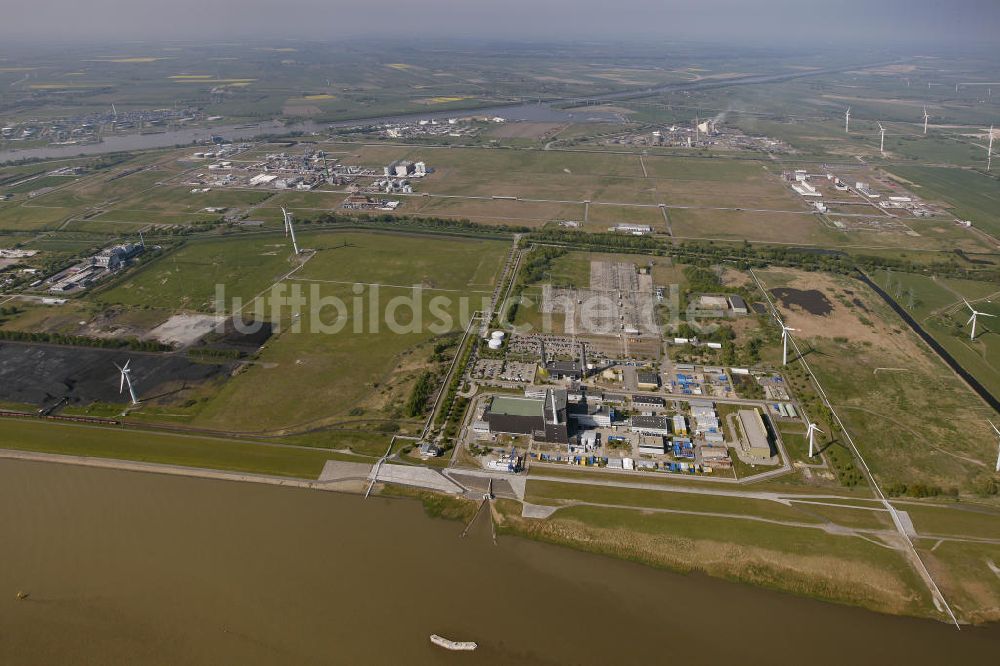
[967,314,976,326]
[124,359,130,370]
[120,372,125,394]
[980,312,997,318]
[990,420,1000,437]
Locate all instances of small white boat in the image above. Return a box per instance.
[430,634,477,651]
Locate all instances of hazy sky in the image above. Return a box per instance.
[3,0,999,47]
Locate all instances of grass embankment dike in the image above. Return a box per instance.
[4,419,993,623]
[0,418,369,478]
[393,479,939,621]
[489,498,934,619]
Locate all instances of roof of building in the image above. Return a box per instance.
[568,403,612,417]
[546,360,584,375]
[696,295,729,309]
[632,415,669,429]
[544,388,568,423]
[637,371,660,385]
[728,294,748,309]
[488,395,544,418]
[738,409,770,452]
[632,394,665,405]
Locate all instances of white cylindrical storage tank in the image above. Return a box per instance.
[491,330,505,340]
[487,338,502,350]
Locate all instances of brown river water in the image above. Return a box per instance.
[1,459,998,665]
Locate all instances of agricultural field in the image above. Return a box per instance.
[887,166,1000,239]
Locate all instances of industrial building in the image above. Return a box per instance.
[727,295,748,315]
[632,394,665,408]
[637,371,661,390]
[568,403,614,428]
[630,415,670,436]
[545,359,587,380]
[609,224,652,235]
[638,437,667,455]
[384,160,428,178]
[693,294,749,317]
[45,239,145,293]
[737,408,774,459]
[94,241,144,271]
[484,389,568,444]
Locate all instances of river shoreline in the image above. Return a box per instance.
[3,445,996,627]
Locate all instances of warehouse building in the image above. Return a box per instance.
[545,359,586,380]
[727,295,748,315]
[637,371,661,390]
[737,408,774,458]
[630,415,670,436]
[638,437,667,455]
[632,394,666,408]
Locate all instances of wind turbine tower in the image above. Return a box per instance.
[806,422,824,458]
[282,207,300,255]
[115,360,139,405]
[964,299,995,340]
[878,122,886,157]
[844,106,851,133]
[988,125,994,172]
[780,322,798,366]
[922,107,930,135]
[990,421,1000,472]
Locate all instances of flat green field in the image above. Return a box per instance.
[184,230,508,432]
[0,202,75,231]
[97,235,299,311]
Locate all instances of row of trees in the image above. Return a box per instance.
[0,329,169,352]
[305,211,530,236]
[405,371,437,418]
[527,229,1000,283]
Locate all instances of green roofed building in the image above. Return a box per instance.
[485,390,568,443]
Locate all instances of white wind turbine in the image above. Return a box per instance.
[806,422,824,458]
[282,207,300,255]
[844,106,851,133]
[964,299,995,340]
[115,359,139,405]
[987,125,994,172]
[990,420,1000,472]
[877,122,886,156]
[780,321,798,366]
[922,107,930,135]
